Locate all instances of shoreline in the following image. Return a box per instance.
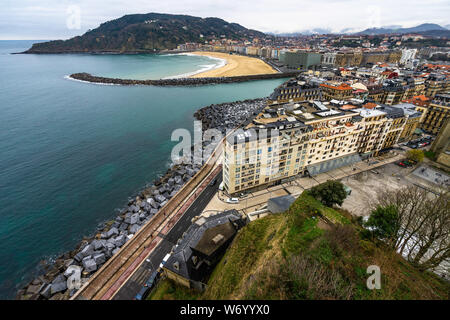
[188,51,278,78]
[16,97,268,300]
[162,53,227,79]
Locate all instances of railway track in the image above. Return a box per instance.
[72,155,223,300]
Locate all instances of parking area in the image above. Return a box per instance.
[341,162,449,217]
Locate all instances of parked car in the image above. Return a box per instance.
[209,178,217,187]
[396,161,407,168]
[134,270,160,300]
[226,197,239,204]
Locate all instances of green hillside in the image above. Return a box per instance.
[25,13,266,53]
[150,191,449,300]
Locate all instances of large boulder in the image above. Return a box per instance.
[80,244,94,257]
[40,284,52,299]
[93,253,106,265]
[147,198,158,209]
[129,224,140,234]
[64,265,81,278]
[155,195,166,203]
[113,235,126,247]
[130,213,139,225]
[82,259,97,273]
[91,240,103,251]
[50,281,67,295]
[105,227,119,238]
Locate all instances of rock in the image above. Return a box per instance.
[112,248,120,255]
[139,212,146,220]
[115,216,124,222]
[52,274,66,284]
[155,195,166,203]
[174,175,183,184]
[129,224,140,234]
[64,259,75,268]
[106,227,119,238]
[130,213,139,225]
[113,235,126,247]
[150,209,158,215]
[119,222,129,231]
[80,244,94,257]
[82,259,97,273]
[162,191,171,200]
[93,253,106,265]
[147,198,158,209]
[50,281,67,295]
[91,240,103,251]
[130,205,139,213]
[40,284,52,299]
[74,252,84,262]
[160,200,168,208]
[168,178,175,186]
[26,284,42,295]
[64,265,81,278]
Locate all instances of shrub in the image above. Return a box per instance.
[406,149,424,162]
[309,180,348,208]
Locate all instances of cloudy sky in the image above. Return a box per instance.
[1,0,449,39]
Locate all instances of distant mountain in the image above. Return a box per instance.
[356,23,449,35]
[24,13,266,54]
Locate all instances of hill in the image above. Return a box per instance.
[24,13,266,54]
[357,23,449,36]
[150,191,449,300]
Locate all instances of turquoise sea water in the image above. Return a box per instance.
[0,40,285,299]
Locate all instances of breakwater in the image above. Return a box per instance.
[16,97,268,300]
[69,72,298,86]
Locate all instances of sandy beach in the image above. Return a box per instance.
[189,51,278,78]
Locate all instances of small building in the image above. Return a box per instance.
[163,210,245,291]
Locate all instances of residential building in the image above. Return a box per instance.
[421,93,450,135]
[163,210,245,290]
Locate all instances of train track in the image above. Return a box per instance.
[72,158,223,300]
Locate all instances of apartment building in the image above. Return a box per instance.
[421,93,450,135]
[224,101,372,194]
[268,78,323,104]
[320,82,354,101]
[390,103,422,142]
[223,97,414,195]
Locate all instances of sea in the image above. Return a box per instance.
[0,40,286,299]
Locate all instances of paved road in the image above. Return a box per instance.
[113,170,223,300]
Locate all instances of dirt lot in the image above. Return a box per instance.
[340,162,442,217]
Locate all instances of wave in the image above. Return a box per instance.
[163,54,227,79]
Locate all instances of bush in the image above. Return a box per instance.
[406,149,424,162]
[364,205,400,240]
[309,180,348,208]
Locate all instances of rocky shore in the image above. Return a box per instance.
[69,72,297,86]
[16,97,268,300]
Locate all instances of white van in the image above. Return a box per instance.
[226,197,239,204]
[159,253,171,269]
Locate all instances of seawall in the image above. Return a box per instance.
[68,72,298,86]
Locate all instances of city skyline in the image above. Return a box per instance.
[1,0,449,40]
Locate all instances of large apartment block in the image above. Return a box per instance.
[421,93,450,135]
[223,99,413,195]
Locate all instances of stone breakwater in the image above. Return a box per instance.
[69,72,297,86]
[16,97,267,300]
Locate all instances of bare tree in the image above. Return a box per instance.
[372,186,450,271]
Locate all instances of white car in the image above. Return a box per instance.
[226,197,239,204]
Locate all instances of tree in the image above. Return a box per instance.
[369,186,450,271]
[365,205,400,241]
[309,180,348,208]
[406,149,424,162]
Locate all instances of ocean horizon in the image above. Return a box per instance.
[0,40,285,299]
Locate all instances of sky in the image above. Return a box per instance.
[1,0,449,40]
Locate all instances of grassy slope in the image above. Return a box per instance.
[150,192,449,300]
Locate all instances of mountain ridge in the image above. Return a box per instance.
[24,12,267,54]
